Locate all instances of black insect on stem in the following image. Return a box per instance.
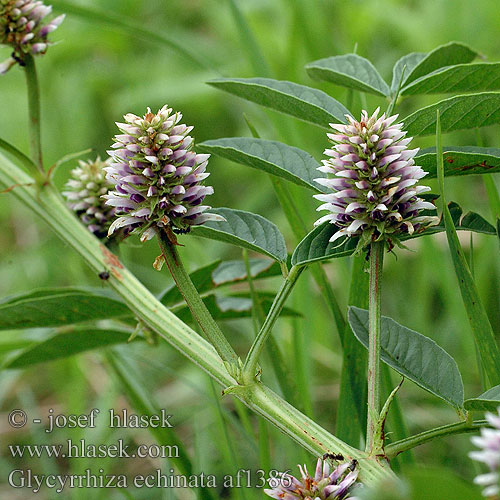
[322,453,344,462]
[99,271,110,281]
[349,459,358,472]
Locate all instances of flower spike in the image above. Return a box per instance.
[314,109,438,250]
[62,157,116,239]
[264,457,360,500]
[469,407,500,498]
[105,105,224,242]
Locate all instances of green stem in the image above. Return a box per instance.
[385,420,487,459]
[157,230,239,370]
[242,265,304,384]
[243,248,298,403]
[24,55,43,171]
[243,248,261,335]
[387,65,406,116]
[366,241,384,454]
[0,151,394,485]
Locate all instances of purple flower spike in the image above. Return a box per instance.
[105,105,225,242]
[0,0,65,73]
[314,109,439,249]
[264,457,360,500]
[62,157,115,239]
[469,406,500,497]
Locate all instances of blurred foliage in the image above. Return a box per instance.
[0,0,499,498]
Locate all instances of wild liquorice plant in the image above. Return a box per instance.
[0,1,499,498]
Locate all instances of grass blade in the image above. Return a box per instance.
[436,111,500,386]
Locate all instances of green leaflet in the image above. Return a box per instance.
[211,258,279,286]
[172,294,300,323]
[207,77,350,128]
[402,62,500,95]
[417,146,500,177]
[198,137,325,193]
[0,288,130,330]
[392,41,478,91]
[305,54,390,97]
[291,202,496,266]
[348,307,464,409]
[4,329,141,369]
[464,385,500,412]
[160,261,222,306]
[192,208,288,263]
[404,93,500,136]
[159,258,280,306]
[391,53,427,94]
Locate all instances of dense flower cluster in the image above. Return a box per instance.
[264,457,359,500]
[314,109,438,247]
[104,105,224,242]
[469,407,500,498]
[62,157,115,239]
[0,0,64,74]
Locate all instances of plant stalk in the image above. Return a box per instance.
[366,240,385,454]
[24,55,43,171]
[157,230,239,370]
[242,264,304,384]
[0,151,395,485]
[385,420,487,458]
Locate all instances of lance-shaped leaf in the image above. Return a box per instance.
[291,202,496,266]
[198,138,325,192]
[348,307,464,409]
[465,385,500,412]
[306,54,390,97]
[191,208,287,262]
[207,77,350,128]
[173,294,300,323]
[391,53,427,93]
[417,146,500,177]
[212,258,279,286]
[4,329,140,369]
[160,261,221,306]
[404,93,500,136]
[160,258,280,306]
[392,41,477,92]
[0,288,130,330]
[402,63,500,96]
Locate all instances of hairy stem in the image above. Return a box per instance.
[242,265,304,384]
[386,420,487,458]
[24,55,43,171]
[366,241,384,454]
[157,230,239,369]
